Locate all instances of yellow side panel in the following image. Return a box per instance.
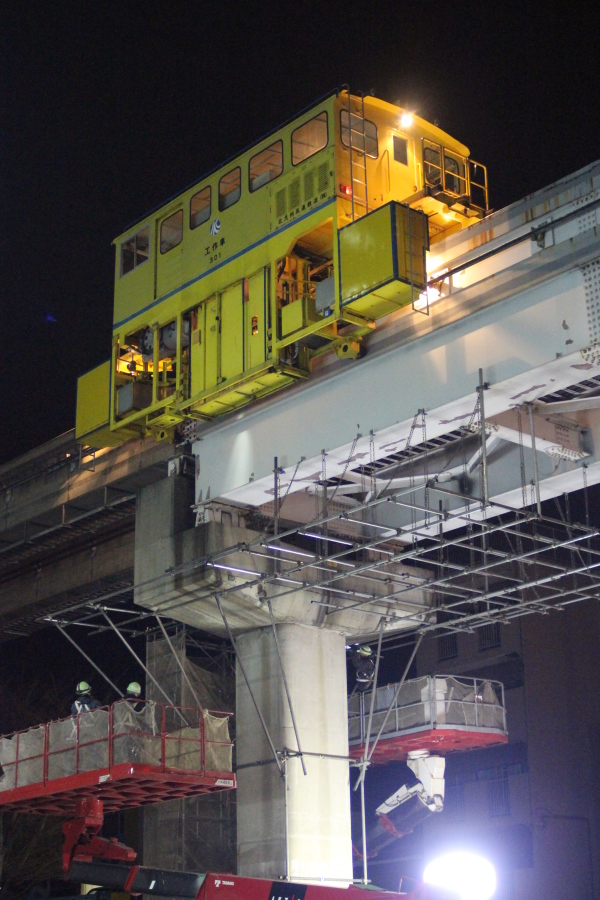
[339,202,428,318]
[281,300,306,337]
[220,283,244,381]
[76,361,111,439]
[339,205,395,305]
[245,270,268,370]
[76,361,124,447]
[190,323,204,396]
[205,295,220,390]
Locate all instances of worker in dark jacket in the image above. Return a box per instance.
[351,645,375,692]
[126,681,145,713]
[71,681,101,715]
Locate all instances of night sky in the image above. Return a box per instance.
[1,5,599,465]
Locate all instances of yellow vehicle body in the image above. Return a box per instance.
[76,90,488,447]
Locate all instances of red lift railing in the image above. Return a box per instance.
[0,700,235,816]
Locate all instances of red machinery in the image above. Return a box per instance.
[66,862,459,900]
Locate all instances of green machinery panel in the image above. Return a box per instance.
[339,202,429,320]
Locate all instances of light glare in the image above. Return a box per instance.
[423,852,497,900]
[414,286,442,311]
[400,113,413,128]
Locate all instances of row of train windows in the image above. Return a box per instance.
[121,112,329,274]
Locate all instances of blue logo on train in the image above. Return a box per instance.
[209,219,221,236]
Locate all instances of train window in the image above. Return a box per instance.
[160,210,183,254]
[219,167,241,211]
[340,111,378,158]
[121,226,150,276]
[393,135,408,166]
[249,140,283,192]
[292,112,328,165]
[423,140,442,187]
[190,187,211,229]
[443,151,467,196]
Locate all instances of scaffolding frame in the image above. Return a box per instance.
[14,396,599,647]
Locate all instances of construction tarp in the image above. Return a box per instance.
[0,726,45,790]
[47,709,109,780]
[164,713,232,773]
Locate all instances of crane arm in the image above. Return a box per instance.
[369,753,445,843]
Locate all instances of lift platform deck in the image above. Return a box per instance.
[0,700,235,816]
[348,674,507,763]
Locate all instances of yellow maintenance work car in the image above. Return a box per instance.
[75,89,488,447]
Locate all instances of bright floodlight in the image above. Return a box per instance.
[423,852,497,900]
[400,113,413,128]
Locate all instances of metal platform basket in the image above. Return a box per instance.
[348,674,507,762]
[0,700,235,815]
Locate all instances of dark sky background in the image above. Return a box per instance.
[1,5,599,465]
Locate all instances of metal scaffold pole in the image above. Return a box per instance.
[528,402,543,517]
[101,611,178,709]
[53,621,124,697]
[478,369,489,507]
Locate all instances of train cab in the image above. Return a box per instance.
[335,93,487,240]
[75,89,488,448]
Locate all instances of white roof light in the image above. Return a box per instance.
[400,113,414,128]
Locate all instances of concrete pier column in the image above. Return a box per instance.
[236,623,353,884]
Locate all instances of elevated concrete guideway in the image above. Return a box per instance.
[0,431,186,635]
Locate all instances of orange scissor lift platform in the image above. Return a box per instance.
[0,700,235,817]
[348,674,508,764]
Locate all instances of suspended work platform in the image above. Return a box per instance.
[348,674,507,763]
[0,700,235,816]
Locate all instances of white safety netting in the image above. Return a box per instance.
[47,709,110,780]
[163,712,232,772]
[348,675,505,742]
[112,700,161,766]
[0,726,45,790]
[204,712,232,772]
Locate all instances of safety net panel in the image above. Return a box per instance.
[78,708,109,772]
[204,712,232,772]
[0,736,17,791]
[348,678,431,741]
[444,677,505,729]
[46,709,109,780]
[163,711,232,772]
[165,726,202,770]
[47,718,77,780]
[112,700,162,766]
[0,726,45,790]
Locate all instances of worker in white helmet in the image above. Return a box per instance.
[126,680,144,713]
[71,681,101,715]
